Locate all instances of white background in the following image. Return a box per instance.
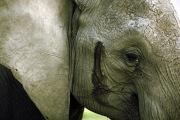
[171,0,180,18]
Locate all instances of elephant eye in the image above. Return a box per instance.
[125,52,139,63]
[124,49,140,67]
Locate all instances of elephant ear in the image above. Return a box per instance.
[0,0,72,119]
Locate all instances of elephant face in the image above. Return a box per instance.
[71,0,180,119]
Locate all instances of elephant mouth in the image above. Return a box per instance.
[92,41,141,120]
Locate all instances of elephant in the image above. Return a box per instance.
[0,0,180,120]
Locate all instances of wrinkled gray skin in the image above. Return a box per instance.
[0,0,180,120]
[71,0,180,120]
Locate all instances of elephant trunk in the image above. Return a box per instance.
[137,60,180,120]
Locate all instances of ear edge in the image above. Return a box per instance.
[74,0,99,11]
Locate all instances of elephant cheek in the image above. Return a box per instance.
[137,88,176,120]
[138,92,164,120]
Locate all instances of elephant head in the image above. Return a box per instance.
[71,0,180,119]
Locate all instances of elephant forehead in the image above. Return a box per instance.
[86,0,180,61]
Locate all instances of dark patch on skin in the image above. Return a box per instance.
[92,41,111,106]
